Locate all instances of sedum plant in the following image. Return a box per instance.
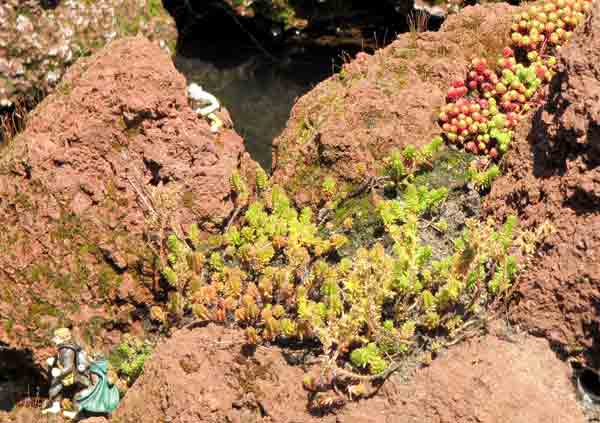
[157,143,522,382]
[466,163,501,190]
[108,335,153,387]
[383,136,444,185]
[439,0,593,160]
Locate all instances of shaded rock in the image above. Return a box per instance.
[114,324,583,423]
[271,3,519,208]
[0,0,177,107]
[0,36,256,360]
[484,1,600,363]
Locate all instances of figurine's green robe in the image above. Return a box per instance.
[74,358,120,414]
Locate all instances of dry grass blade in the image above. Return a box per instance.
[1,88,46,144]
[408,10,430,34]
[0,98,27,144]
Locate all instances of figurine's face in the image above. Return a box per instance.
[51,336,63,346]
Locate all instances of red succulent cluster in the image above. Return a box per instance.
[438,96,504,158]
[436,0,593,161]
[465,58,499,96]
[510,0,593,51]
[446,80,469,103]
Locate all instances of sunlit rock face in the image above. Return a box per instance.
[0,36,257,363]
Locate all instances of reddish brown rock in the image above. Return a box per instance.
[344,331,584,423]
[0,408,108,423]
[112,324,583,423]
[484,2,600,362]
[113,325,312,423]
[0,36,256,358]
[271,3,519,208]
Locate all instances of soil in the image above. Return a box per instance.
[271,3,520,209]
[484,0,600,364]
[0,36,257,361]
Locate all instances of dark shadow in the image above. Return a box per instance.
[39,0,60,9]
[240,343,257,358]
[0,87,45,145]
[161,0,445,169]
[527,72,600,216]
[162,0,445,55]
[143,158,166,186]
[588,122,600,156]
[528,67,579,178]
[0,346,47,411]
[529,106,570,178]
[563,186,600,216]
[577,368,600,399]
[529,69,600,180]
[582,298,600,369]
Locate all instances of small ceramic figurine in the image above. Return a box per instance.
[42,328,120,419]
[187,82,224,133]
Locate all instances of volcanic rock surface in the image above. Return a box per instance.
[0,36,256,359]
[485,0,600,363]
[271,3,519,209]
[110,324,583,423]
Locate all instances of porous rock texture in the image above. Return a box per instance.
[271,3,519,209]
[0,36,256,360]
[0,0,176,107]
[111,324,583,423]
[484,0,600,363]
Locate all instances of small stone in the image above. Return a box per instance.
[46,70,60,84]
[14,64,25,77]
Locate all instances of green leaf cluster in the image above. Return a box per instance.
[230,170,249,204]
[108,335,153,387]
[489,128,511,154]
[466,164,501,190]
[350,343,388,375]
[383,137,444,184]
[156,159,522,379]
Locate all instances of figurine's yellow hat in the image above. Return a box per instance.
[53,328,71,340]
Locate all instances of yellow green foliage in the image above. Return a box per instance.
[158,142,522,378]
[108,335,153,387]
[256,165,270,192]
[350,343,388,374]
[466,163,501,190]
[383,137,444,184]
[230,170,249,205]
